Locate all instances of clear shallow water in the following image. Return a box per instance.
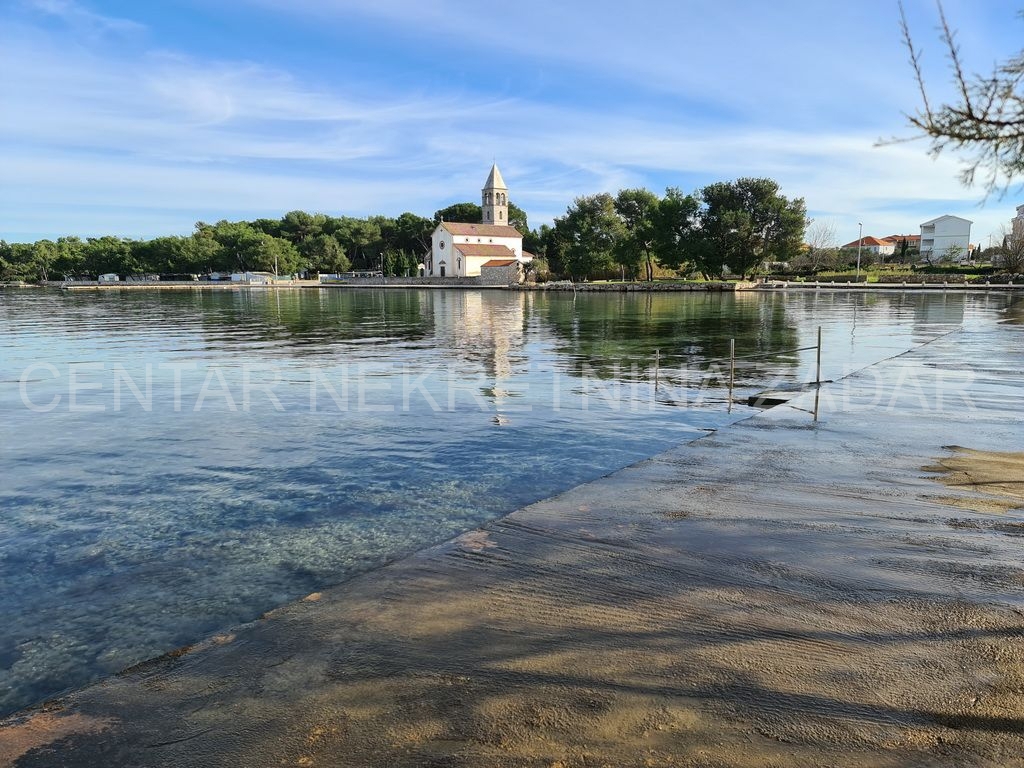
[0,287,1014,715]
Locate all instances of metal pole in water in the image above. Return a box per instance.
[728,338,735,413]
[816,326,822,386]
[654,349,660,391]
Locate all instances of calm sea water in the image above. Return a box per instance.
[0,287,1014,714]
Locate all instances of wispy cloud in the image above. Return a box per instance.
[21,0,145,34]
[0,0,1019,244]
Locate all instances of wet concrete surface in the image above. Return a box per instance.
[2,319,1024,767]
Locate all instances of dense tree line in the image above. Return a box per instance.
[543,178,807,280]
[0,177,806,282]
[0,210,439,282]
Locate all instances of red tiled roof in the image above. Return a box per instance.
[440,222,522,237]
[881,234,921,243]
[841,236,888,248]
[480,259,517,268]
[453,244,517,259]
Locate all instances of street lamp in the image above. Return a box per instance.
[856,222,863,282]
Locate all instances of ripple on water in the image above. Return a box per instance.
[0,287,1015,715]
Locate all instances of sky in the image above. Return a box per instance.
[2,0,1023,247]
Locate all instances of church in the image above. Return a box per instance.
[425,164,527,279]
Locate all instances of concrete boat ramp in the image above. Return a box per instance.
[2,315,1024,767]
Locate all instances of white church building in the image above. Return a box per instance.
[426,164,527,278]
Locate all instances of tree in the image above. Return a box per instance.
[654,188,701,274]
[897,237,910,264]
[899,2,1024,193]
[333,217,382,270]
[185,227,227,273]
[433,201,529,232]
[801,219,839,273]
[998,226,1024,272]
[250,235,303,275]
[552,193,624,280]
[197,221,303,274]
[30,240,58,281]
[131,236,193,274]
[83,236,135,277]
[507,202,529,233]
[943,243,966,264]
[55,236,85,277]
[301,234,350,273]
[614,188,659,281]
[279,210,327,245]
[696,178,807,278]
[433,202,482,225]
[523,224,546,258]
[379,212,433,258]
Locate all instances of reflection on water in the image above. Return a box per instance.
[1002,296,1024,325]
[0,287,1015,715]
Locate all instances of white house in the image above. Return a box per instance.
[840,236,896,256]
[920,215,972,263]
[425,164,525,278]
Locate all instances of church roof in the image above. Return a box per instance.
[483,163,507,190]
[454,244,517,259]
[480,259,517,267]
[441,222,521,237]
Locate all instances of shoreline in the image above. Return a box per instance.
[19,279,1024,293]
[2,311,1023,765]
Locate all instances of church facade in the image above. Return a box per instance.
[426,164,526,279]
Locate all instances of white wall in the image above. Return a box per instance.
[429,228,454,276]
[429,227,522,277]
[920,217,972,262]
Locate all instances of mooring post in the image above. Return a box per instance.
[654,349,660,391]
[728,338,735,413]
[816,325,822,387]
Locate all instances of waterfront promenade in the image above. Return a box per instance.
[1,309,1023,767]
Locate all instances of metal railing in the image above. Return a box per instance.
[651,326,824,419]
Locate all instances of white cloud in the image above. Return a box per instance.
[21,0,144,34]
[0,0,1019,245]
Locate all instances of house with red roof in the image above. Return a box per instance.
[840,236,896,256]
[426,164,527,280]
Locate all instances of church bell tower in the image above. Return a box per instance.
[482,163,508,224]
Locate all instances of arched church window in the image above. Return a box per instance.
[457,257,461,271]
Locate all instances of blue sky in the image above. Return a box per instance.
[2,0,1023,246]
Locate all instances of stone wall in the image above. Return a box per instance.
[512,281,744,292]
[479,263,522,286]
[876,274,967,284]
[321,276,483,287]
[968,274,1022,285]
